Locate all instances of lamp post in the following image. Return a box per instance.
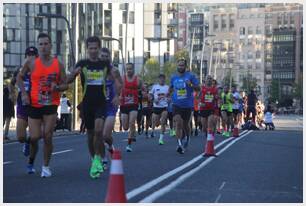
[101,36,126,74]
[199,33,215,83]
[37,13,77,130]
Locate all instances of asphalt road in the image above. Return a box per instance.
[3,115,303,203]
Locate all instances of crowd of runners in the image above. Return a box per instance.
[14,33,275,179]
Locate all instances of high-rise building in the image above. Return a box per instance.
[3,3,70,78]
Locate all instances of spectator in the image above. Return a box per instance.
[59,93,71,131]
[264,104,275,130]
[3,72,18,140]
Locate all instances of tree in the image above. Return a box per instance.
[222,74,237,88]
[241,74,258,93]
[269,79,280,103]
[162,61,176,85]
[141,58,160,85]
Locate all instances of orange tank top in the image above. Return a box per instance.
[30,57,60,107]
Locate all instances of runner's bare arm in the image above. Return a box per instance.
[111,68,123,95]
[17,58,33,95]
[54,61,69,92]
[66,66,82,84]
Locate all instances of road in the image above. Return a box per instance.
[3,115,303,203]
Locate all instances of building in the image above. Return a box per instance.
[3,3,70,78]
[265,3,303,100]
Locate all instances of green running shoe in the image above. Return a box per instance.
[225,131,231,138]
[90,160,100,179]
[172,130,176,137]
[222,131,227,136]
[159,139,164,145]
[94,156,104,173]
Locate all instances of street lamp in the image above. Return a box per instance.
[199,33,215,83]
[37,13,77,130]
[101,36,126,74]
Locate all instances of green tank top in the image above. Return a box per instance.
[221,92,233,112]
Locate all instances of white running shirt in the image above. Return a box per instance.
[150,84,169,108]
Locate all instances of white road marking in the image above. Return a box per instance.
[4,161,13,165]
[52,149,73,155]
[126,130,248,200]
[214,194,222,203]
[219,181,226,190]
[139,130,253,203]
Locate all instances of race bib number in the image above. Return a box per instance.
[177,89,187,99]
[124,94,134,104]
[87,70,105,85]
[38,73,57,105]
[204,94,214,103]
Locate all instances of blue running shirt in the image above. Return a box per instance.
[170,72,199,108]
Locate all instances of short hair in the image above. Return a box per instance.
[177,58,187,66]
[37,33,51,43]
[101,47,110,55]
[159,74,166,78]
[126,62,134,68]
[86,36,101,48]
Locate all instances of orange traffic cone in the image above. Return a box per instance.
[105,150,127,203]
[203,129,216,157]
[233,124,239,137]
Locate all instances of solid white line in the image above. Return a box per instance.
[139,130,252,203]
[214,194,222,203]
[52,149,73,155]
[219,181,226,190]
[126,130,248,200]
[3,161,13,165]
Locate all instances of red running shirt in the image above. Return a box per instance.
[30,57,60,108]
[120,75,139,106]
[200,86,217,110]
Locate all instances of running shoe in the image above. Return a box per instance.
[222,131,227,136]
[176,145,185,154]
[22,142,30,157]
[102,160,108,170]
[159,139,164,145]
[145,131,149,138]
[26,164,35,174]
[150,132,155,138]
[226,131,231,137]
[89,159,100,179]
[183,136,190,149]
[41,166,52,178]
[94,156,104,173]
[131,137,137,142]
[126,145,133,152]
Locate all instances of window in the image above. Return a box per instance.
[221,15,226,30]
[247,64,252,70]
[122,11,127,23]
[247,38,252,45]
[247,51,252,59]
[256,26,261,34]
[277,14,282,24]
[248,26,253,35]
[213,15,218,31]
[256,51,261,59]
[132,38,134,50]
[119,24,122,36]
[229,14,235,30]
[240,27,245,35]
[129,11,135,24]
[283,13,288,24]
[290,13,295,24]
[120,3,128,10]
[256,63,261,69]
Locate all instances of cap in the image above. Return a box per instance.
[25,46,38,57]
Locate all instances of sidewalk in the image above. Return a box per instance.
[3,128,80,144]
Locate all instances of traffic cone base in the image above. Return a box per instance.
[105,150,127,203]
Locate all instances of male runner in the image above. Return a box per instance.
[169,58,200,154]
[150,74,169,145]
[120,63,145,152]
[68,37,122,178]
[100,48,123,170]
[141,83,152,138]
[17,33,68,177]
[232,86,242,130]
[199,75,218,142]
[16,47,38,163]
[220,85,234,137]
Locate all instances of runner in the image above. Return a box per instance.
[220,85,234,137]
[141,83,153,138]
[167,97,175,137]
[232,86,242,131]
[192,90,200,136]
[16,47,38,163]
[169,58,200,154]
[67,37,122,178]
[137,87,144,135]
[17,33,68,177]
[120,63,145,152]
[199,75,218,140]
[149,74,169,145]
[100,48,123,170]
